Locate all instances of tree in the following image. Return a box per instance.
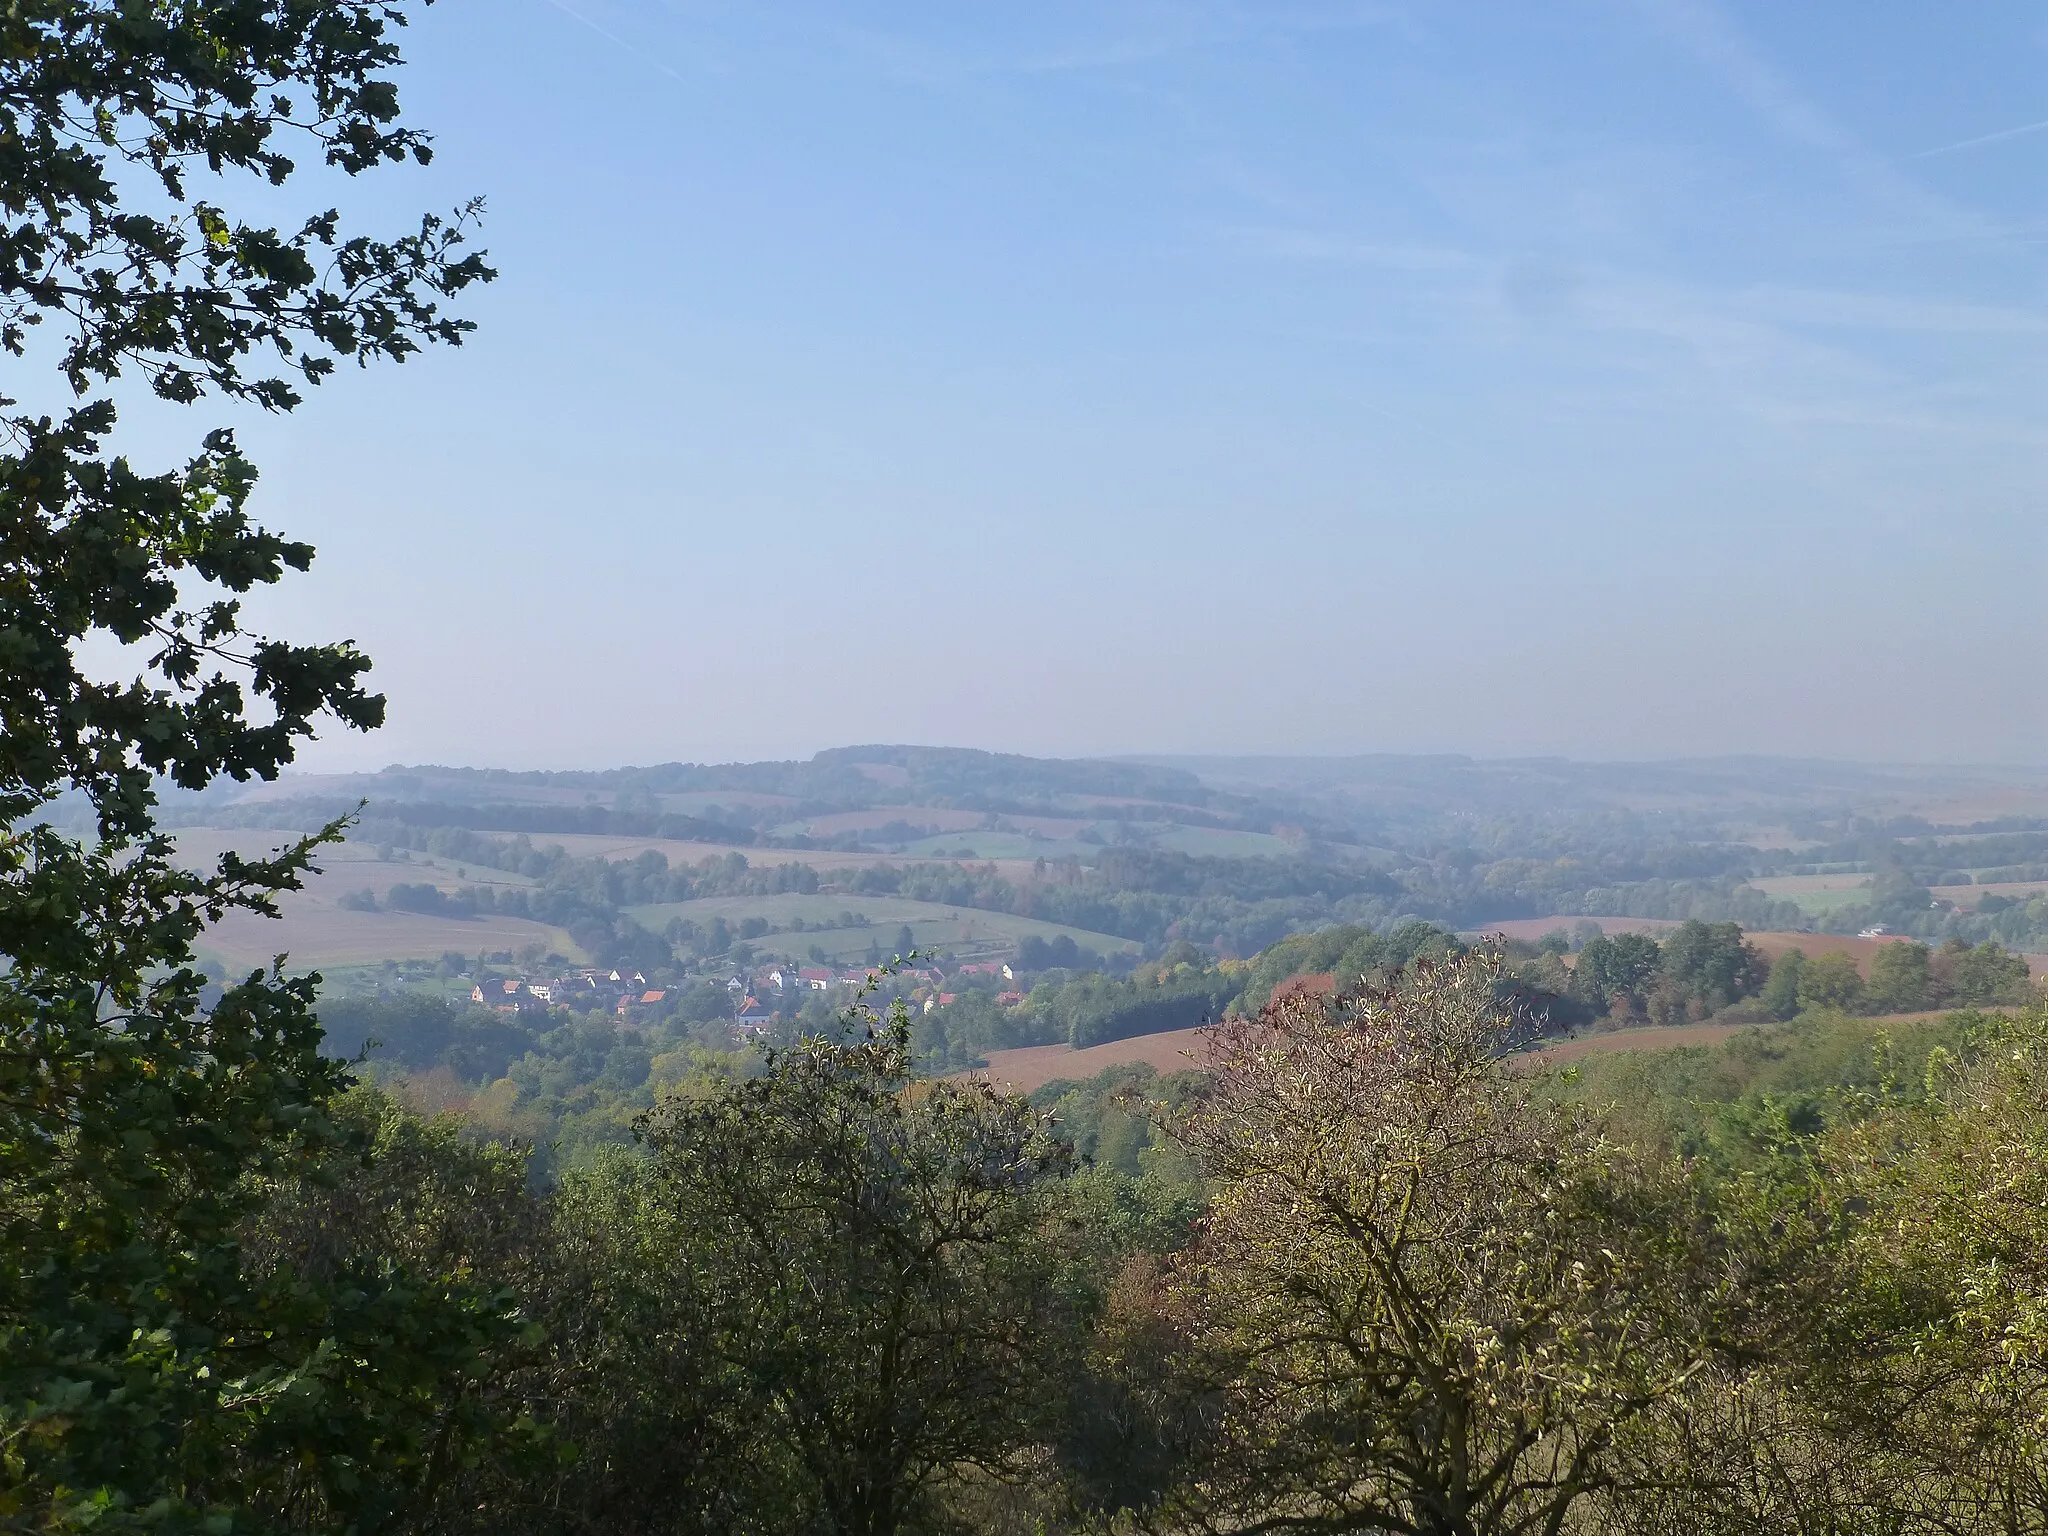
[1758,948,1807,1021]
[1161,952,1712,1536]
[1574,932,1663,1016]
[1862,940,1931,1015]
[1931,938,2036,1008]
[0,2,491,1523]
[1657,920,1768,1016]
[638,1004,1089,1535]
[1797,952,1865,1013]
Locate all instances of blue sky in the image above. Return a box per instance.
[191,1,2045,768]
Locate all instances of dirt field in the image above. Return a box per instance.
[1527,1023,1757,1062]
[964,1027,1214,1093]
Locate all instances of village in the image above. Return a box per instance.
[469,958,1029,1039]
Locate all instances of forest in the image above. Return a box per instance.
[6,7,2048,1532]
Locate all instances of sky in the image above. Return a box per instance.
[126,1,2048,769]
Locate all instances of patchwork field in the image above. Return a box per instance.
[623,892,1137,962]
[172,829,575,972]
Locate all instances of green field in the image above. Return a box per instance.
[623,892,1136,962]
[1746,874,1874,917]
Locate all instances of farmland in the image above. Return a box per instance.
[172,830,577,974]
[624,892,1138,963]
[1745,873,1875,917]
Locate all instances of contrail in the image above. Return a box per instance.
[1913,117,2048,159]
[540,0,688,85]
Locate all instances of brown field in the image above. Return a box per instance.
[1527,1023,1757,1062]
[963,1027,1215,1094]
[1739,930,2048,978]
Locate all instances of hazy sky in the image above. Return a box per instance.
[152,1,2048,769]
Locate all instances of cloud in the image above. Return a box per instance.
[537,0,689,85]
[1913,118,2048,159]
[1632,0,1998,245]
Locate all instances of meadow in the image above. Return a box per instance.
[623,891,1139,963]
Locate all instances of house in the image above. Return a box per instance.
[920,991,959,1014]
[470,984,489,1004]
[798,967,833,990]
[956,962,1002,979]
[1001,963,1017,982]
[639,990,666,1005]
[725,975,746,994]
[764,967,792,992]
[734,998,773,1039]
[609,968,647,987]
[526,982,555,1003]
[996,991,1024,1006]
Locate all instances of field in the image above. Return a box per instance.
[623,892,1138,962]
[1528,1023,1757,1062]
[971,1017,1772,1092]
[1746,874,1874,917]
[964,1026,1215,1093]
[198,907,579,973]
[171,829,578,972]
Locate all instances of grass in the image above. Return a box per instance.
[1746,875,1873,917]
[623,892,1137,962]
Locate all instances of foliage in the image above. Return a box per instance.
[0,1,493,1524]
[1157,952,1714,1535]
[636,1002,1092,1535]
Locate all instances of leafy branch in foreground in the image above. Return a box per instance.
[0,1,495,1527]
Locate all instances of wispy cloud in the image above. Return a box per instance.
[537,0,688,85]
[1914,118,2048,159]
[1633,0,1997,245]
